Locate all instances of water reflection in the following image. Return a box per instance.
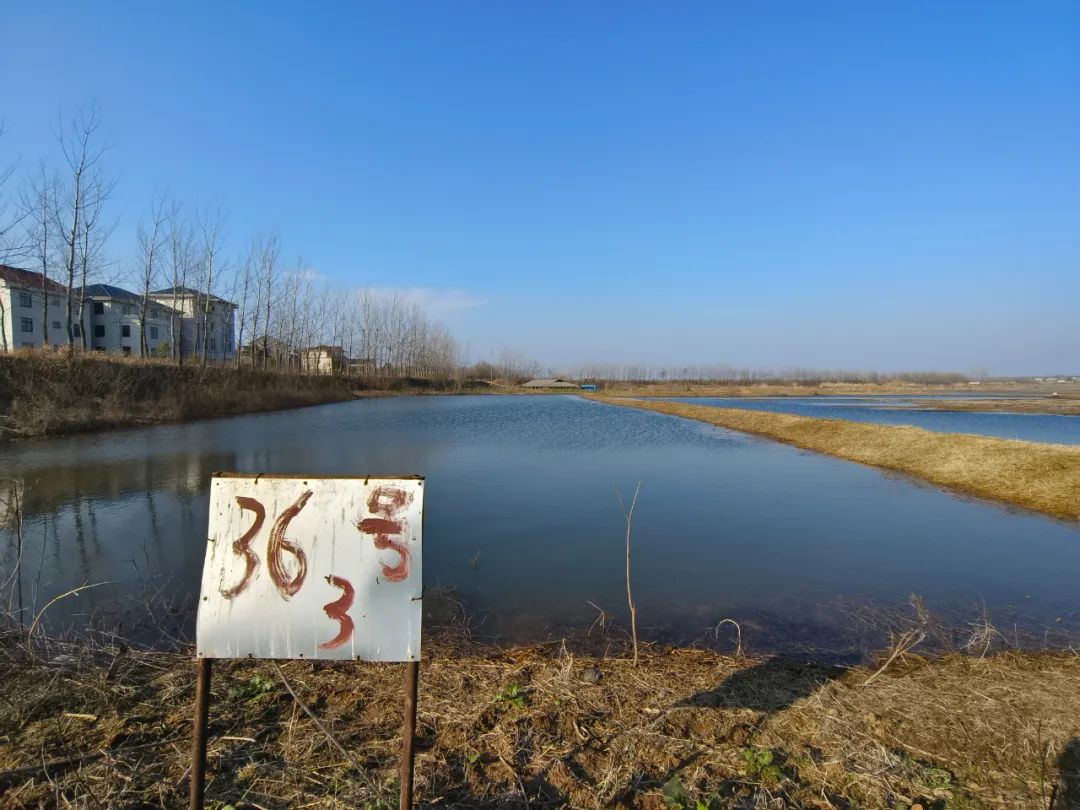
[1,395,1077,656]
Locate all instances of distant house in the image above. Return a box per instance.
[80,284,178,356]
[348,356,376,375]
[299,345,345,376]
[240,335,292,367]
[148,286,237,361]
[580,383,599,392]
[522,378,579,389]
[0,265,79,352]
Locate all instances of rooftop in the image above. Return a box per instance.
[150,286,236,306]
[0,265,68,296]
[81,284,145,303]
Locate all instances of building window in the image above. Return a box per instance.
[93,302,104,315]
[19,292,32,308]
[21,342,34,349]
[20,317,33,333]
[94,324,105,338]
[73,324,81,337]
[152,308,160,319]
[122,304,133,315]
[50,297,59,306]
[209,337,217,351]
[122,346,131,356]
[52,320,61,330]
[121,325,131,338]
[150,326,159,340]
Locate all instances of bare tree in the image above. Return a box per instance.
[232,237,261,370]
[22,162,59,348]
[133,196,167,357]
[165,201,193,364]
[259,233,279,369]
[0,120,27,264]
[197,208,225,365]
[73,174,111,350]
[53,108,110,354]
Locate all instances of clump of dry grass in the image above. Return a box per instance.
[0,616,1077,809]
[594,396,1080,520]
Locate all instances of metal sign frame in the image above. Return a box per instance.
[188,473,424,810]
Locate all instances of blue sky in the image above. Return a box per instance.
[3,2,1078,374]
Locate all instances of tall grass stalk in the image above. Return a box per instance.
[614,481,641,667]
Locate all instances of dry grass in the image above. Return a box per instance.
[590,381,1033,399]
[0,352,385,439]
[920,399,1080,416]
[0,352,507,438]
[593,396,1080,521]
[0,623,1077,809]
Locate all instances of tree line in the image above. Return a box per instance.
[0,109,460,377]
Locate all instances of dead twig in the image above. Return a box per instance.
[270,662,379,793]
[614,481,641,667]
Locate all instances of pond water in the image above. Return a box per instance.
[1,395,1078,658]
[663,396,1080,445]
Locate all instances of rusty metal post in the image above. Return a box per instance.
[189,657,212,810]
[399,660,420,810]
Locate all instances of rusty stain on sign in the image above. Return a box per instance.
[196,474,423,661]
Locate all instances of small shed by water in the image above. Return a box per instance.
[522,378,580,389]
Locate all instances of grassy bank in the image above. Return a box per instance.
[0,352,361,439]
[590,381,1030,399]
[920,398,1080,416]
[0,627,1076,808]
[593,396,1080,520]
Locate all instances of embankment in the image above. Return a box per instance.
[920,398,1080,416]
[0,629,1076,808]
[593,396,1080,520]
[0,352,358,438]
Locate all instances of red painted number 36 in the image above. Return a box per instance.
[218,485,414,650]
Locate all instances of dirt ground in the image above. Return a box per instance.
[0,625,1077,809]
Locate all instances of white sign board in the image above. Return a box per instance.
[196,474,423,661]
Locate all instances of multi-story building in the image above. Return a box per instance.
[0,265,89,351]
[0,265,237,361]
[81,284,178,356]
[148,286,237,362]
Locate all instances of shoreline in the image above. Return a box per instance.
[0,627,1076,808]
[0,353,495,441]
[592,395,1080,520]
[917,397,1080,416]
[4,353,1075,441]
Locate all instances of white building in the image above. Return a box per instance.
[148,286,237,362]
[81,284,178,356]
[298,345,345,375]
[0,265,90,351]
[0,265,238,361]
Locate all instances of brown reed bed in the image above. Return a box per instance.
[591,396,1080,521]
[0,351,361,439]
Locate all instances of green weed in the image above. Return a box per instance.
[227,673,276,701]
[495,682,526,709]
[738,746,782,784]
